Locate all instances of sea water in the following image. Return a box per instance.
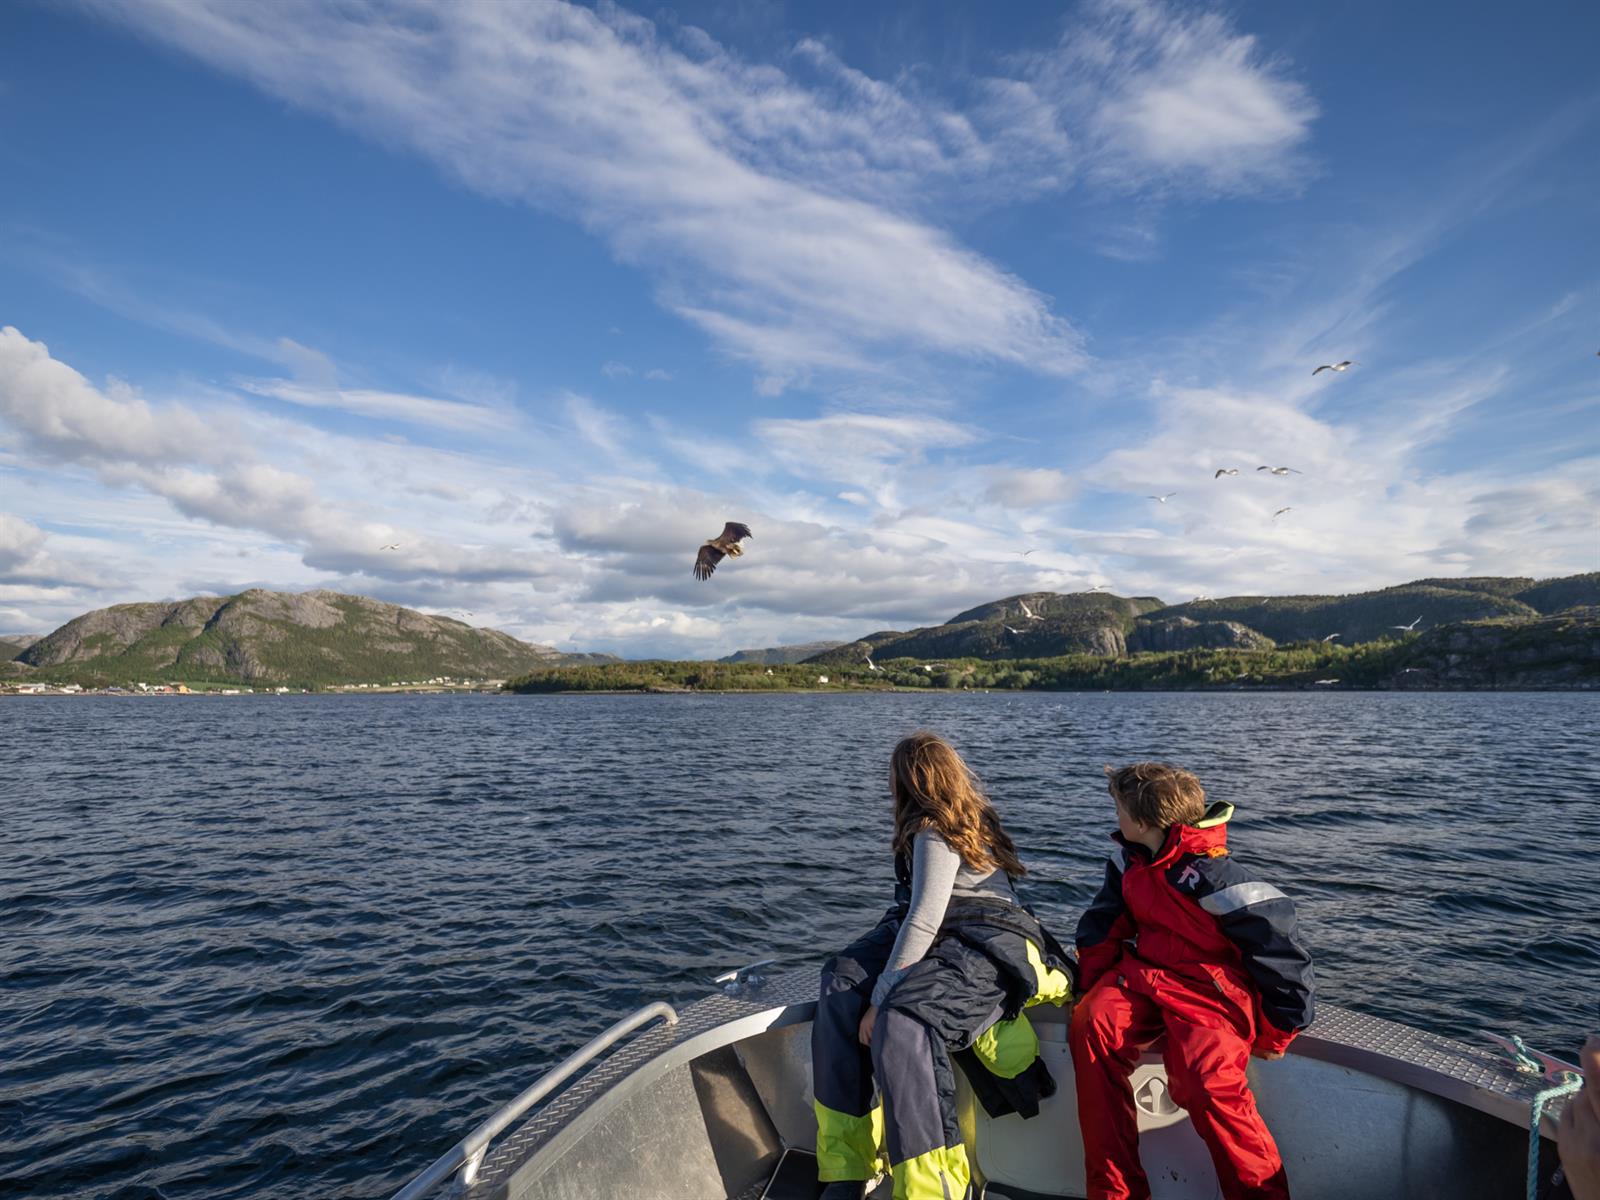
[2,691,1595,1198]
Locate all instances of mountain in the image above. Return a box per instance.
[719,640,846,665]
[1155,583,1536,644]
[807,591,1166,665]
[805,574,1597,665]
[1388,606,1600,688]
[1513,573,1600,614]
[15,589,616,686]
[0,635,40,660]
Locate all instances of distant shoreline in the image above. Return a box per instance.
[12,683,1596,698]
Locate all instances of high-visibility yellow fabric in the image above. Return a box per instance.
[971,1012,1039,1079]
[1024,938,1073,1008]
[970,939,1073,1079]
[814,1100,884,1181]
[891,1142,970,1200]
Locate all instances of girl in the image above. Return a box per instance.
[812,732,1074,1200]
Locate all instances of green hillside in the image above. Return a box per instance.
[1514,572,1600,614]
[507,607,1600,693]
[718,640,846,664]
[808,591,1165,664]
[1147,582,1538,644]
[17,589,615,688]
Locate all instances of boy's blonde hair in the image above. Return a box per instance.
[1104,762,1206,829]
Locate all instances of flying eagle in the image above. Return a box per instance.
[693,522,753,580]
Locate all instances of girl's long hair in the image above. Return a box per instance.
[890,731,1027,878]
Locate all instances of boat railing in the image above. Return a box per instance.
[389,1000,680,1200]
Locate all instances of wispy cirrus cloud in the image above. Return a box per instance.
[1004,0,1318,197]
[240,379,515,435]
[77,0,1086,389]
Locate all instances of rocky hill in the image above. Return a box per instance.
[804,573,1597,665]
[719,640,846,665]
[14,590,615,686]
[808,591,1165,665]
[0,635,39,660]
[1388,606,1600,688]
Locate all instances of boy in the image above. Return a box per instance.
[1070,763,1314,1200]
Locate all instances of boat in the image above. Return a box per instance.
[390,962,1578,1200]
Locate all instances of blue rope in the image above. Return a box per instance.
[1526,1071,1582,1200]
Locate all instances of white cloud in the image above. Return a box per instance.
[0,325,225,466]
[241,379,514,434]
[599,361,634,379]
[984,467,1078,508]
[81,0,1086,384]
[1012,0,1317,196]
[756,412,976,478]
[0,513,47,573]
[0,327,568,589]
[565,393,631,458]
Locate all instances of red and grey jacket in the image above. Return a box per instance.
[1074,800,1315,1055]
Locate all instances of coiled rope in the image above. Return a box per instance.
[1498,1032,1583,1200]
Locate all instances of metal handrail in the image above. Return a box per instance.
[390,1001,679,1200]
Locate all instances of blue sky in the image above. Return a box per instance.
[1,0,1596,657]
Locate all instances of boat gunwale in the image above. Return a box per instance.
[441,968,1571,1199]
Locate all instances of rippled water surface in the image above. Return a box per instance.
[2,692,1597,1198]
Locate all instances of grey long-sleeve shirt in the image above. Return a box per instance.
[870,829,1017,1008]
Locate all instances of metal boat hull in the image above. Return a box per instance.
[409,969,1565,1200]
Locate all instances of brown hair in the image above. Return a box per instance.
[1104,762,1206,829]
[891,731,1026,877]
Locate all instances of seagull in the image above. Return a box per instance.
[379,542,401,551]
[1257,466,1301,476]
[864,655,879,672]
[1148,493,1177,504]
[1019,549,1039,557]
[1018,599,1041,621]
[1392,616,1423,632]
[1192,594,1213,602]
[1314,679,1340,686]
[1272,507,1293,519]
[1088,583,1109,592]
[1003,625,1022,635]
[693,522,753,581]
[1312,361,1356,376]
[1321,633,1341,642]
[1214,469,1239,479]
[922,665,934,673]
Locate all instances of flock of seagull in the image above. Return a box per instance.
[1143,361,1365,524]
[1152,464,1308,522]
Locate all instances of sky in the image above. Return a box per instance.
[1,0,1597,658]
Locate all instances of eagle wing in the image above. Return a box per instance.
[721,522,753,544]
[694,542,725,580]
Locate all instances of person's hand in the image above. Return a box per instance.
[858,1005,879,1048]
[1559,1035,1600,1200]
[1251,1047,1285,1061]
